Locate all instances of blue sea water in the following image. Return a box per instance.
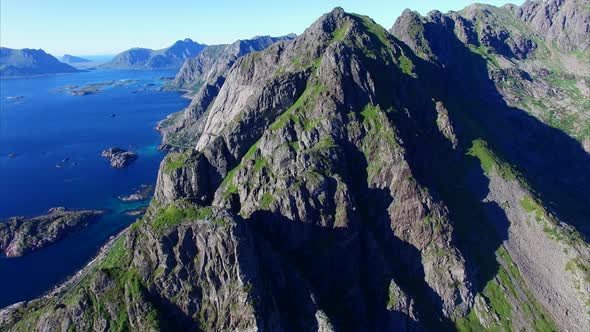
[0,69,189,307]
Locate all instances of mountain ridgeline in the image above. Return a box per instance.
[2,1,589,331]
[0,48,80,78]
[100,38,206,70]
[159,34,296,148]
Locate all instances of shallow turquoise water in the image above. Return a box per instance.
[0,69,189,307]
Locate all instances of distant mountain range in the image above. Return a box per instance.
[0,47,80,78]
[100,38,207,70]
[172,34,296,91]
[61,54,91,64]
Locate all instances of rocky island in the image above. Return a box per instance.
[51,80,138,96]
[60,54,91,65]
[117,184,154,202]
[101,147,137,168]
[0,208,105,257]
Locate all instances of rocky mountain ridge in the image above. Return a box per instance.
[100,38,206,70]
[1,1,588,331]
[158,34,296,149]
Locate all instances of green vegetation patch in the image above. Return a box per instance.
[260,193,274,210]
[457,247,557,331]
[152,203,213,232]
[221,165,239,189]
[331,22,351,43]
[253,157,266,173]
[305,136,337,154]
[468,44,500,68]
[351,13,390,47]
[100,237,128,269]
[398,54,416,77]
[565,258,590,284]
[467,139,520,181]
[361,104,398,148]
[360,103,381,121]
[270,82,326,131]
[243,140,259,161]
[456,310,487,332]
[519,195,545,222]
[289,141,300,151]
[164,151,190,174]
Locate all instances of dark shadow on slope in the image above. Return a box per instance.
[380,18,589,300]
[331,28,506,324]
[345,34,512,309]
[245,140,449,331]
[247,207,426,332]
[413,17,590,240]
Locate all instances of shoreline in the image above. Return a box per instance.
[0,226,130,312]
[0,69,186,311]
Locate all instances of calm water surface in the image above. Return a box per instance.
[0,69,189,307]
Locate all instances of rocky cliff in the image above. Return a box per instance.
[2,1,589,331]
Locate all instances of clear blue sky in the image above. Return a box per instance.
[1,0,523,56]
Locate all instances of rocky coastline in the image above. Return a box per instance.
[0,208,106,257]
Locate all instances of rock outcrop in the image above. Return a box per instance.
[101,147,138,168]
[0,208,105,257]
[510,0,590,52]
[118,184,155,202]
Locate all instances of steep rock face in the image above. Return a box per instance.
[172,35,296,91]
[169,8,475,328]
[0,207,263,331]
[1,204,365,331]
[158,35,295,149]
[511,0,590,52]
[391,1,590,330]
[0,48,80,78]
[392,0,590,145]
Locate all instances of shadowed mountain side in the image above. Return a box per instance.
[398,16,590,239]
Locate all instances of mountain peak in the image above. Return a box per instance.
[101,38,206,69]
